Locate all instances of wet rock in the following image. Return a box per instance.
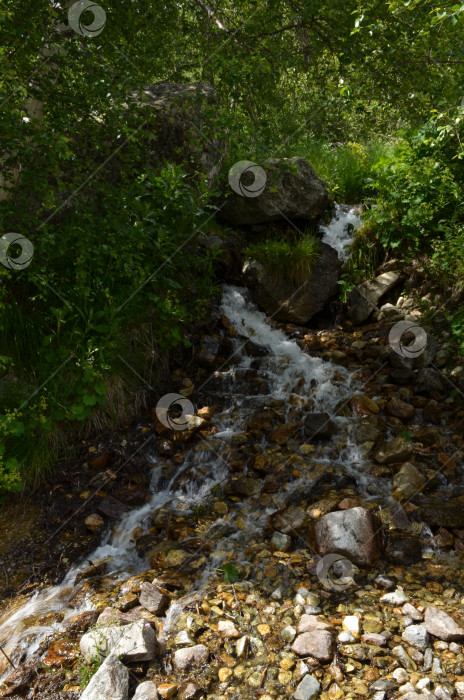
[67,610,100,633]
[303,412,336,441]
[218,620,240,638]
[374,437,414,464]
[225,476,261,497]
[361,633,387,646]
[270,506,307,534]
[381,588,408,605]
[392,462,425,502]
[348,271,402,324]
[338,643,373,661]
[282,625,297,642]
[271,531,292,551]
[293,674,321,700]
[80,620,157,662]
[116,592,138,612]
[80,653,129,700]
[350,394,380,415]
[247,410,276,431]
[297,615,332,633]
[221,156,328,226]
[291,630,333,660]
[415,367,445,394]
[375,575,395,589]
[402,604,423,621]
[1,659,38,696]
[401,624,429,649]
[390,368,414,385]
[243,241,340,325]
[139,582,171,615]
[178,682,203,699]
[424,606,464,641]
[419,500,464,528]
[370,679,397,692]
[173,644,209,671]
[197,336,221,367]
[97,495,131,519]
[157,684,178,699]
[97,607,134,626]
[43,639,79,668]
[386,397,415,421]
[312,506,381,566]
[85,513,105,532]
[133,681,159,699]
[269,422,298,444]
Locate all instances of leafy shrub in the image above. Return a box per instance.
[0,164,217,489]
[305,140,392,202]
[363,148,462,255]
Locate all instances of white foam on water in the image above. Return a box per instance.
[320,203,362,261]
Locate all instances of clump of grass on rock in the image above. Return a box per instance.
[245,236,322,287]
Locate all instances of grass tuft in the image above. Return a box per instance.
[245,236,322,287]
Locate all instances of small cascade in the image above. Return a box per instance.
[320,202,362,261]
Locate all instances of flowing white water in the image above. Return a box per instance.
[0,205,373,682]
[320,202,362,261]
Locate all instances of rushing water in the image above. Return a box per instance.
[320,203,362,260]
[0,204,371,681]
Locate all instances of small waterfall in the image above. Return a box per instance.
[320,202,362,261]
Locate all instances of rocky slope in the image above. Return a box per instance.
[1,208,464,700]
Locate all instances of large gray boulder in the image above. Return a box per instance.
[348,271,402,324]
[80,653,128,700]
[132,82,223,185]
[312,506,381,567]
[243,241,341,324]
[219,156,329,225]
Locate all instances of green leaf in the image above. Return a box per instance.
[222,563,239,583]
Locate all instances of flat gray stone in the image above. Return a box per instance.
[139,582,170,615]
[80,620,157,662]
[291,631,333,661]
[132,681,159,699]
[80,653,128,700]
[424,606,464,641]
[293,673,321,700]
[297,615,332,634]
[402,624,429,649]
[173,644,209,671]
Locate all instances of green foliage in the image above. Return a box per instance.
[245,236,322,286]
[364,145,462,255]
[78,646,105,688]
[0,407,24,503]
[306,140,392,202]
[221,563,239,583]
[0,162,216,486]
[398,430,414,442]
